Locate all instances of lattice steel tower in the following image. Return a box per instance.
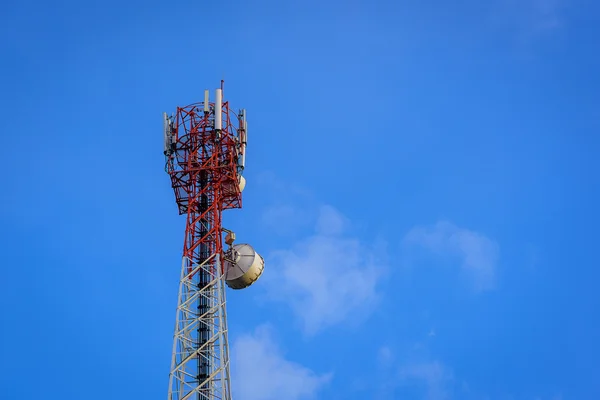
[163,82,264,400]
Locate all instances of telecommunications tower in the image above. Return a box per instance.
[163,82,265,400]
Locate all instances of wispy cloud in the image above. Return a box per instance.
[490,0,566,44]
[256,171,316,236]
[531,0,563,32]
[399,361,454,400]
[376,345,455,400]
[378,346,394,368]
[232,324,331,400]
[261,203,312,235]
[534,394,564,400]
[404,221,499,292]
[265,204,386,335]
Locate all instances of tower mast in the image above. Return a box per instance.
[163,85,248,400]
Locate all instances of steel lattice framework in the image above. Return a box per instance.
[164,85,245,400]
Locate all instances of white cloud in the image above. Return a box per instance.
[232,324,331,400]
[261,204,312,235]
[534,394,564,400]
[404,221,499,292]
[265,205,385,335]
[257,172,317,235]
[399,361,453,400]
[532,0,563,32]
[378,346,394,367]
[315,204,347,236]
[491,0,565,40]
[374,341,458,399]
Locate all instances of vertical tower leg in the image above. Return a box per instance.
[167,254,232,400]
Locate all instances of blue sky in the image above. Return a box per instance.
[1,0,599,399]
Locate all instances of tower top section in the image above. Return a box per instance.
[163,85,248,215]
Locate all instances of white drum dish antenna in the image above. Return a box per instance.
[223,243,264,290]
[222,174,246,194]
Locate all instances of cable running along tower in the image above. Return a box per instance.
[163,83,264,400]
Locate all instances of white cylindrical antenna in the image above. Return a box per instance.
[237,109,246,168]
[242,109,247,143]
[242,109,247,167]
[163,112,169,152]
[215,89,222,130]
[203,90,209,113]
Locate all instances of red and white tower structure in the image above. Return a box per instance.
[163,82,264,400]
